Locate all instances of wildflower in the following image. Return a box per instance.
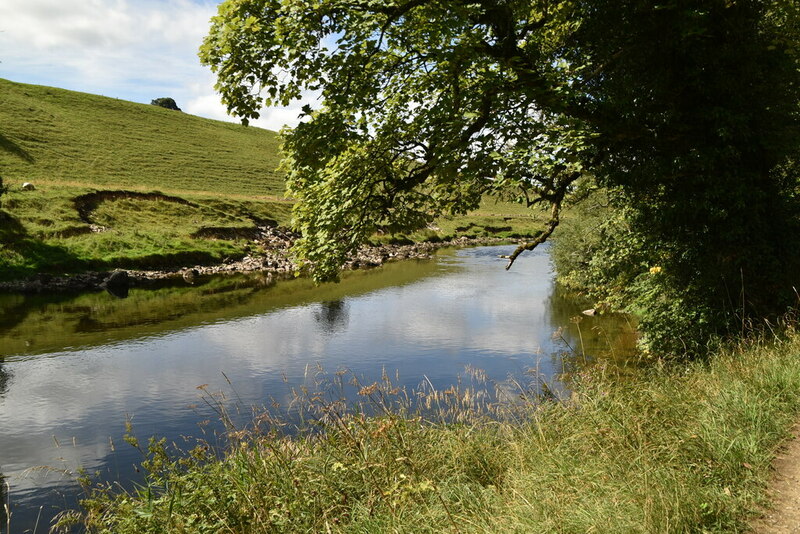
[649,266,663,274]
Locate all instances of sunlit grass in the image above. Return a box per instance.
[434,196,550,240]
[54,330,800,533]
[0,77,295,279]
[0,185,292,280]
[0,78,553,280]
[0,78,284,197]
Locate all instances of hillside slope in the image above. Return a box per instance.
[0,79,295,280]
[0,78,284,198]
[0,79,543,282]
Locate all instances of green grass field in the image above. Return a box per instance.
[0,78,285,197]
[0,78,543,281]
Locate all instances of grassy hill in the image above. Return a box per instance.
[0,78,285,197]
[0,78,543,281]
[0,78,297,280]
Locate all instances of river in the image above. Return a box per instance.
[0,245,636,532]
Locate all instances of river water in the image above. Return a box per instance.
[0,245,636,532]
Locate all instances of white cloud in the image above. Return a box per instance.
[0,0,310,131]
[184,91,232,121]
[182,72,317,131]
[250,94,316,131]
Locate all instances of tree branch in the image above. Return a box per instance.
[460,93,493,143]
[505,199,562,270]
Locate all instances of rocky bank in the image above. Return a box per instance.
[0,225,515,294]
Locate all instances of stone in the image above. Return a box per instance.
[102,270,130,298]
[182,268,199,284]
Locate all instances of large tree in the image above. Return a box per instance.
[201,0,800,355]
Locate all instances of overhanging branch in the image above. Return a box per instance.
[504,198,562,270]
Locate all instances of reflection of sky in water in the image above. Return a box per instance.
[0,245,626,532]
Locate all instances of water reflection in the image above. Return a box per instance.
[546,284,638,370]
[0,246,636,532]
[313,300,350,335]
[0,259,443,358]
[103,284,129,299]
[0,472,6,532]
[0,362,8,398]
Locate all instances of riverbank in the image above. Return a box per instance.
[1,80,547,286]
[53,330,800,533]
[0,226,514,293]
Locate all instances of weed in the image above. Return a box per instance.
[52,332,800,533]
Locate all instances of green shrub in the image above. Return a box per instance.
[553,187,754,357]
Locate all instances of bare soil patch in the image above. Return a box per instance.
[752,424,800,533]
[73,190,198,223]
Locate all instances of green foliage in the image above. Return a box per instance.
[554,186,782,356]
[552,188,640,310]
[150,97,181,111]
[568,1,800,356]
[201,0,800,355]
[200,0,595,281]
[56,332,800,532]
[553,189,725,356]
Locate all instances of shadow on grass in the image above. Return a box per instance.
[0,133,34,163]
[0,240,235,283]
[111,250,240,270]
[0,212,26,242]
[0,238,90,282]
[1,212,90,280]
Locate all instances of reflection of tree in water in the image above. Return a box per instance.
[545,284,638,371]
[546,283,588,327]
[545,283,590,354]
[0,293,37,335]
[313,300,350,335]
[0,471,7,530]
[0,360,8,398]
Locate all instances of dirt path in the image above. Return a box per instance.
[752,424,800,533]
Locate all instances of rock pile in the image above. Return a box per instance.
[0,225,513,294]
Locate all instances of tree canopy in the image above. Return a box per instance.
[201,0,800,355]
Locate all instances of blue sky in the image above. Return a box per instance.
[0,0,305,131]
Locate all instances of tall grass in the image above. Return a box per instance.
[54,330,800,533]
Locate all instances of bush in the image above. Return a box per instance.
[150,98,181,111]
[553,187,752,357]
